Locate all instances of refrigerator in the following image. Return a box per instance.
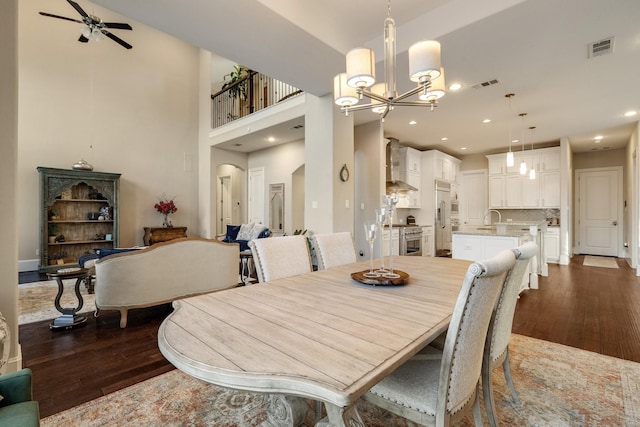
[435,180,452,257]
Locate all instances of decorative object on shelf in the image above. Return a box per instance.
[333,0,444,121]
[154,194,178,227]
[99,206,111,220]
[61,188,73,200]
[87,212,100,220]
[339,164,350,182]
[505,93,515,167]
[72,158,94,171]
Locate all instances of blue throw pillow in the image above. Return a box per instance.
[94,248,140,259]
[223,225,241,242]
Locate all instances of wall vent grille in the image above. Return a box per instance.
[471,79,500,90]
[589,37,614,58]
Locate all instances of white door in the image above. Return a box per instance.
[248,167,264,225]
[577,168,621,256]
[218,176,232,235]
[461,170,487,226]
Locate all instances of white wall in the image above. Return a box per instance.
[248,140,305,234]
[0,0,20,372]
[18,0,201,267]
[354,121,385,260]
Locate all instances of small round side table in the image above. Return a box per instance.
[46,268,89,330]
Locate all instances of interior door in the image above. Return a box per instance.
[577,168,620,256]
[219,176,232,235]
[248,167,265,225]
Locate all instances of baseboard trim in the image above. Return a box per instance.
[19,259,39,272]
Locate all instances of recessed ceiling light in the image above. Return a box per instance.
[624,110,638,117]
[594,135,603,142]
[267,137,276,142]
[460,147,467,150]
[482,119,491,124]
[441,137,448,141]
[448,83,462,91]
[409,120,417,125]
[512,139,519,143]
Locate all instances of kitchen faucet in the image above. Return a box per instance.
[484,209,502,225]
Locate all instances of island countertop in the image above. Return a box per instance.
[452,225,535,238]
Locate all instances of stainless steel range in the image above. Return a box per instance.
[399,225,423,256]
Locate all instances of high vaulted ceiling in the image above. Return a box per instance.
[93,0,640,156]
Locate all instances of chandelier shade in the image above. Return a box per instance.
[333,0,445,120]
[419,68,445,101]
[346,48,376,89]
[409,41,441,82]
[333,73,359,107]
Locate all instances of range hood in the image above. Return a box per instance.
[386,137,418,194]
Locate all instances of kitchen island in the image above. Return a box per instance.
[452,222,545,292]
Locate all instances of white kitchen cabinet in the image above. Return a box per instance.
[422,226,433,256]
[544,227,560,263]
[540,171,560,208]
[486,147,560,209]
[423,150,461,184]
[488,176,506,208]
[398,147,421,174]
[397,171,421,208]
[452,234,484,261]
[382,229,400,256]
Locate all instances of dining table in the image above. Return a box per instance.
[158,255,472,426]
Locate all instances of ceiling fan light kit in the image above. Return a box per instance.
[39,0,133,49]
[334,0,445,121]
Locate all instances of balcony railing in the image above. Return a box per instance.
[211,70,302,129]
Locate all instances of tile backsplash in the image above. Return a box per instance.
[496,208,560,225]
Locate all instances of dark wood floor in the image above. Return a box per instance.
[19,255,640,418]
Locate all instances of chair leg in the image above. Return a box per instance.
[503,348,521,405]
[472,383,483,427]
[482,362,499,427]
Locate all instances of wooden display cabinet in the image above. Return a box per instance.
[38,167,121,272]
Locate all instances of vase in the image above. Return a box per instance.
[162,214,173,228]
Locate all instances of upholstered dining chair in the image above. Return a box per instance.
[482,241,538,427]
[363,249,516,427]
[311,232,357,270]
[251,235,313,282]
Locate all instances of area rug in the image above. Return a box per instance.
[19,280,96,325]
[41,334,640,426]
[583,255,619,269]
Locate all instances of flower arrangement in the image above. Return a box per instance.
[154,195,177,227]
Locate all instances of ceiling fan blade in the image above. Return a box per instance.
[66,0,88,18]
[102,30,132,49]
[39,11,83,24]
[103,22,132,30]
[78,34,89,43]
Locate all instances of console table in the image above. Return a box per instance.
[143,226,187,245]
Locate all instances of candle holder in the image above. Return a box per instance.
[382,194,400,279]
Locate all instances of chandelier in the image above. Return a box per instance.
[333,0,444,121]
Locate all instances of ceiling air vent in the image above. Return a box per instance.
[589,37,614,58]
[471,79,500,90]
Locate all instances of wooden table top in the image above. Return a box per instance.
[158,256,471,408]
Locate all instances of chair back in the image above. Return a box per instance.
[312,232,357,270]
[438,249,515,417]
[251,235,312,282]
[0,312,8,371]
[488,241,538,363]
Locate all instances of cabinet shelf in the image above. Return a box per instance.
[49,220,114,224]
[48,240,114,246]
[52,198,109,203]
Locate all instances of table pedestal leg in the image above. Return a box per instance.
[263,394,307,427]
[316,403,364,427]
[50,276,88,330]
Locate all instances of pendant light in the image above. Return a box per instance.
[529,126,536,180]
[505,93,515,167]
[519,113,527,175]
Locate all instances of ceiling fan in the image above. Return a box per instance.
[39,0,133,49]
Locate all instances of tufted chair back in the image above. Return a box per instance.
[251,235,312,282]
[312,232,357,270]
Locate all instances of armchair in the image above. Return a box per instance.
[0,313,40,427]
